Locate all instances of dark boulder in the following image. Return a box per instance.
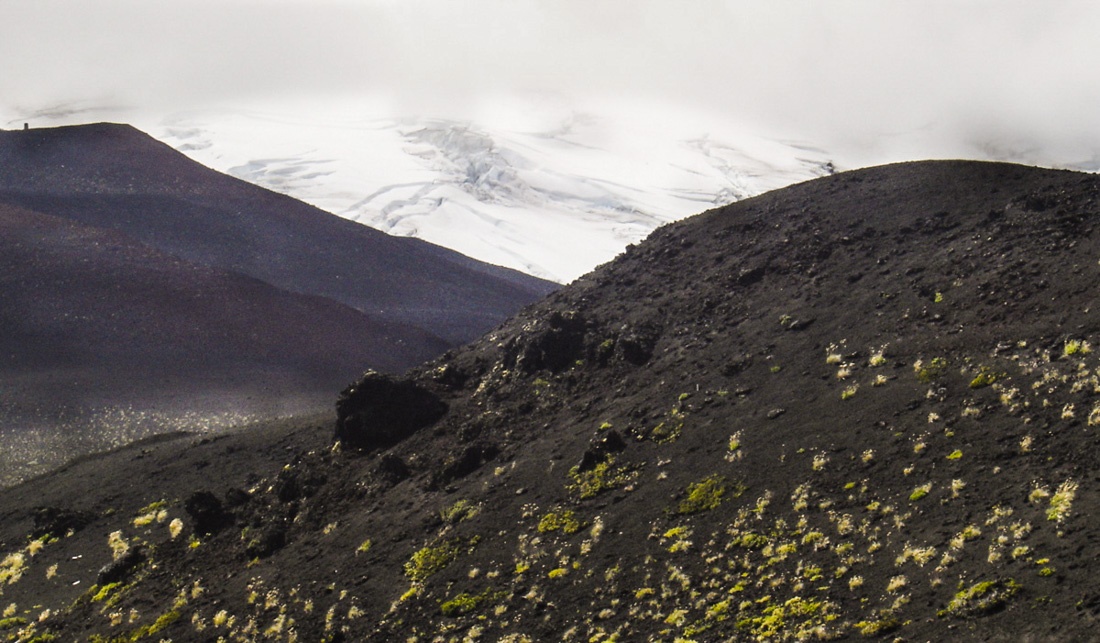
[375,454,411,486]
[185,490,233,535]
[576,430,628,472]
[513,311,588,373]
[430,443,500,489]
[97,546,145,585]
[335,371,447,451]
[32,506,92,539]
[244,522,287,559]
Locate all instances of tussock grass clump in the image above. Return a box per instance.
[677,474,736,515]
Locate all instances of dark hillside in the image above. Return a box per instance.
[0,202,448,485]
[2,161,1099,642]
[0,123,556,345]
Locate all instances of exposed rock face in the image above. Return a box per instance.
[335,371,447,451]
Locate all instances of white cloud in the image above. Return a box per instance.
[3,0,1100,167]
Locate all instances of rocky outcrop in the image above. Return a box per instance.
[335,371,447,451]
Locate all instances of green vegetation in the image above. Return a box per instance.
[1064,339,1091,356]
[538,509,584,534]
[440,499,479,524]
[0,617,29,630]
[88,610,181,643]
[404,540,462,582]
[968,367,1000,389]
[853,612,900,636]
[566,457,639,500]
[915,357,948,382]
[942,579,1020,617]
[946,449,963,460]
[1047,479,1079,523]
[440,588,502,617]
[909,483,932,502]
[677,474,738,514]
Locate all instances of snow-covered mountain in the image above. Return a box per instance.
[138,107,836,283]
[10,99,1095,283]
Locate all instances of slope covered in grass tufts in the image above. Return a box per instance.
[1,161,1098,642]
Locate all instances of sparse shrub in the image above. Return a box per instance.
[107,531,128,560]
[946,449,963,460]
[853,612,900,636]
[405,540,461,582]
[869,345,888,367]
[440,499,480,524]
[677,474,735,514]
[538,509,583,534]
[726,432,743,462]
[440,588,501,617]
[886,575,907,592]
[1047,479,1079,523]
[0,553,27,586]
[567,457,639,500]
[969,368,1000,389]
[915,357,948,382]
[1064,339,1091,357]
[941,579,1020,617]
[909,483,932,502]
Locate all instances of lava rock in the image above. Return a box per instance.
[97,546,145,585]
[335,371,448,451]
[31,506,92,539]
[576,429,628,472]
[185,490,233,535]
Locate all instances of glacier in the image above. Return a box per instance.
[137,106,836,283]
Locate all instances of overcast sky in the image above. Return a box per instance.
[4,0,1100,168]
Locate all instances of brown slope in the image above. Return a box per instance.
[0,122,557,346]
[2,161,1100,642]
[0,202,449,486]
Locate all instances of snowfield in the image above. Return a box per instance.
[136,103,836,283]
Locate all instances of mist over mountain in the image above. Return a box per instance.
[1,160,1097,641]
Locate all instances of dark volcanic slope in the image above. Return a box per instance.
[0,123,556,345]
[0,202,448,485]
[3,161,1100,642]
